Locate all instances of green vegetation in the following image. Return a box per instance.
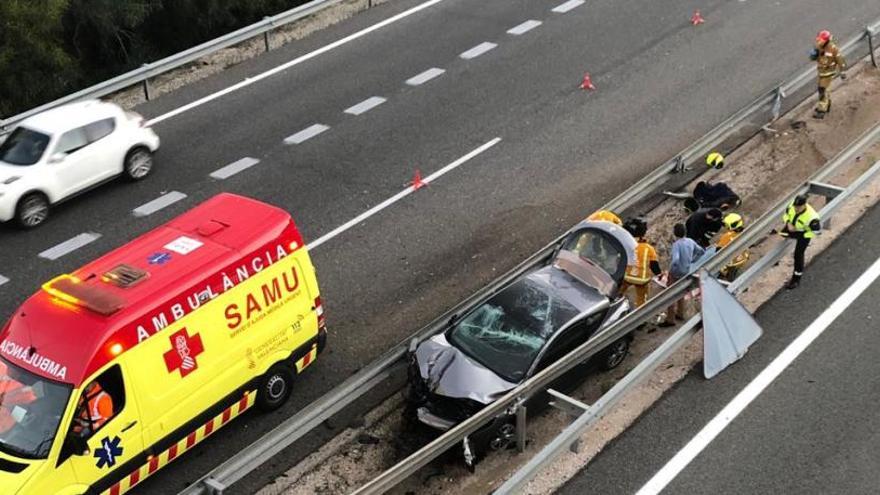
[0,0,309,117]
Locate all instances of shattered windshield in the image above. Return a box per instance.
[447,278,579,382]
[0,358,71,459]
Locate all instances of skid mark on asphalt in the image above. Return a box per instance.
[285,124,330,145]
[460,42,498,60]
[552,0,585,13]
[39,232,102,260]
[211,157,261,179]
[133,191,188,217]
[406,68,446,86]
[508,20,542,35]
[309,137,502,250]
[345,96,387,116]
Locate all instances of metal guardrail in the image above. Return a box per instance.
[0,0,350,133]
[178,19,880,495]
[494,121,880,493]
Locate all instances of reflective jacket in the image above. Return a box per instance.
[816,43,845,78]
[625,241,659,285]
[783,203,821,239]
[716,231,750,268]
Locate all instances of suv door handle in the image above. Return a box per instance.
[121,421,138,433]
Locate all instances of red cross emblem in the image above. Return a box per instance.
[163,328,204,378]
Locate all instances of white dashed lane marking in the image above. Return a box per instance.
[132,191,188,217]
[406,68,446,86]
[284,124,330,145]
[552,0,585,13]
[344,96,387,116]
[210,157,261,179]
[460,42,498,60]
[508,20,542,35]
[0,274,8,287]
[39,233,101,260]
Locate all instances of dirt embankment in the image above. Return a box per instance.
[258,61,880,495]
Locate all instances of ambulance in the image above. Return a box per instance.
[0,193,327,494]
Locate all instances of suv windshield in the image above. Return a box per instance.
[0,357,71,459]
[447,277,579,382]
[0,127,51,166]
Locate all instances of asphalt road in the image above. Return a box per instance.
[2,0,880,493]
[559,201,880,494]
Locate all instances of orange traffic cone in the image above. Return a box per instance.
[409,169,427,190]
[579,73,596,90]
[691,10,705,25]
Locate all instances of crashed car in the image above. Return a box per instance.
[406,220,637,455]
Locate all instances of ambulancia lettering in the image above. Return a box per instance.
[0,339,67,380]
[134,244,289,342]
[224,267,300,330]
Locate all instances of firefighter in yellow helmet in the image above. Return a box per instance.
[716,213,750,281]
[811,30,846,119]
[586,209,622,225]
[706,152,724,170]
[621,218,661,308]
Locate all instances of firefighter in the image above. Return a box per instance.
[706,151,725,170]
[716,213,750,281]
[780,194,821,289]
[811,30,846,119]
[73,381,114,436]
[622,218,662,308]
[586,209,622,225]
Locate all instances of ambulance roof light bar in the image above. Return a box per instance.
[42,274,126,316]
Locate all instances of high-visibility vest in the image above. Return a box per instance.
[716,231,750,267]
[783,203,821,239]
[80,384,114,429]
[624,241,658,285]
[586,210,622,226]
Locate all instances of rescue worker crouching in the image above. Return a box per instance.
[686,207,723,248]
[780,194,821,289]
[716,213,751,281]
[811,30,846,119]
[621,217,662,308]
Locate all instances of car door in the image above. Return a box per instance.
[83,118,122,180]
[530,310,608,390]
[51,120,114,197]
[58,363,144,491]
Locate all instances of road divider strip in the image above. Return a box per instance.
[284,124,330,145]
[309,137,502,250]
[210,157,261,179]
[132,191,188,217]
[38,233,102,261]
[0,275,8,287]
[344,96,387,116]
[460,42,498,60]
[508,20,543,36]
[552,0,585,14]
[406,68,446,86]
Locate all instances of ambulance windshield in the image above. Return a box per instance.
[0,358,71,459]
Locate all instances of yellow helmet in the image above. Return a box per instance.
[706,152,725,169]
[723,213,744,231]
[586,210,622,225]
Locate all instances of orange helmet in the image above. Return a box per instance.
[816,30,832,45]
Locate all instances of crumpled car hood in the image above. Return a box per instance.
[415,334,518,404]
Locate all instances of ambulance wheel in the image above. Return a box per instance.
[257,364,294,412]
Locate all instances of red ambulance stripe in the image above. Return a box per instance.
[110,483,121,495]
[149,456,160,474]
[168,443,179,461]
[222,407,232,424]
[204,419,215,436]
[238,395,249,413]
[186,431,197,449]
[130,469,141,486]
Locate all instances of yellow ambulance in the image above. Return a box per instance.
[0,193,326,494]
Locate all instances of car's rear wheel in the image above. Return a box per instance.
[15,193,50,229]
[256,363,294,412]
[599,337,630,371]
[123,147,153,181]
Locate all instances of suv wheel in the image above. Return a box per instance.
[15,193,50,229]
[123,147,153,181]
[256,363,294,412]
[600,337,630,371]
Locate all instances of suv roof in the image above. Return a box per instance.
[21,100,120,135]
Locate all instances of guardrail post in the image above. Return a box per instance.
[672,155,686,174]
[771,87,785,122]
[141,64,152,101]
[263,17,272,52]
[201,477,226,494]
[868,27,878,68]
[516,404,527,453]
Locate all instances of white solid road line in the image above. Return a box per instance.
[552,0,585,13]
[309,137,502,250]
[460,42,498,60]
[284,124,330,145]
[344,96,387,116]
[507,20,542,35]
[636,254,880,495]
[39,233,102,260]
[210,157,261,179]
[132,191,188,217]
[146,0,450,126]
[406,68,446,86]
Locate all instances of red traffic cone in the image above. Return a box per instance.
[691,10,705,25]
[579,72,596,90]
[409,169,427,190]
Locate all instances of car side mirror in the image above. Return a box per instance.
[48,152,66,164]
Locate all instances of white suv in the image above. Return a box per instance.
[0,100,160,228]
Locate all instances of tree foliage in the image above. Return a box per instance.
[0,0,309,118]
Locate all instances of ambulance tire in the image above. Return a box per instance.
[257,363,294,412]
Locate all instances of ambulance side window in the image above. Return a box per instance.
[72,366,126,439]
